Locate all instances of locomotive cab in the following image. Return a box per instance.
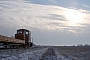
[15,29,31,46]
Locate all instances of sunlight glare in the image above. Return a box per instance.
[64,9,84,26]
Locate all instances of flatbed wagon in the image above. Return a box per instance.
[0,35,25,44]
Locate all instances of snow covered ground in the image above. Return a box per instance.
[0,46,49,60]
[54,46,90,60]
[0,46,90,60]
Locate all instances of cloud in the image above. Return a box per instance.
[40,14,66,21]
[0,0,90,45]
[0,0,90,35]
[82,4,90,8]
[48,0,57,4]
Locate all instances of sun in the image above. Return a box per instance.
[64,9,84,26]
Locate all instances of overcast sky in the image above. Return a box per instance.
[0,0,90,46]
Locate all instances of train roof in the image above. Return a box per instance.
[17,29,29,31]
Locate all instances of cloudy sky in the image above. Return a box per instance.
[0,0,90,46]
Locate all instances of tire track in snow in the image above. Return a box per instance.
[40,47,57,60]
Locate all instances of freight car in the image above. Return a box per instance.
[0,29,33,48]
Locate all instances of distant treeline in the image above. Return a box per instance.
[74,44,90,47]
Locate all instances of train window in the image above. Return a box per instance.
[18,30,22,34]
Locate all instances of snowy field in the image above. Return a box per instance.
[55,46,90,60]
[0,46,49,60]
[0,46,90,60]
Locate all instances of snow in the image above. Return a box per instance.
[40,48,57,60]
[54,46,90,60]
[0,46,90,60]
[0,46,49,60]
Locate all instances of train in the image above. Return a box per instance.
[0,29,33,48]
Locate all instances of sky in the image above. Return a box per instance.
[0,0,90,46]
